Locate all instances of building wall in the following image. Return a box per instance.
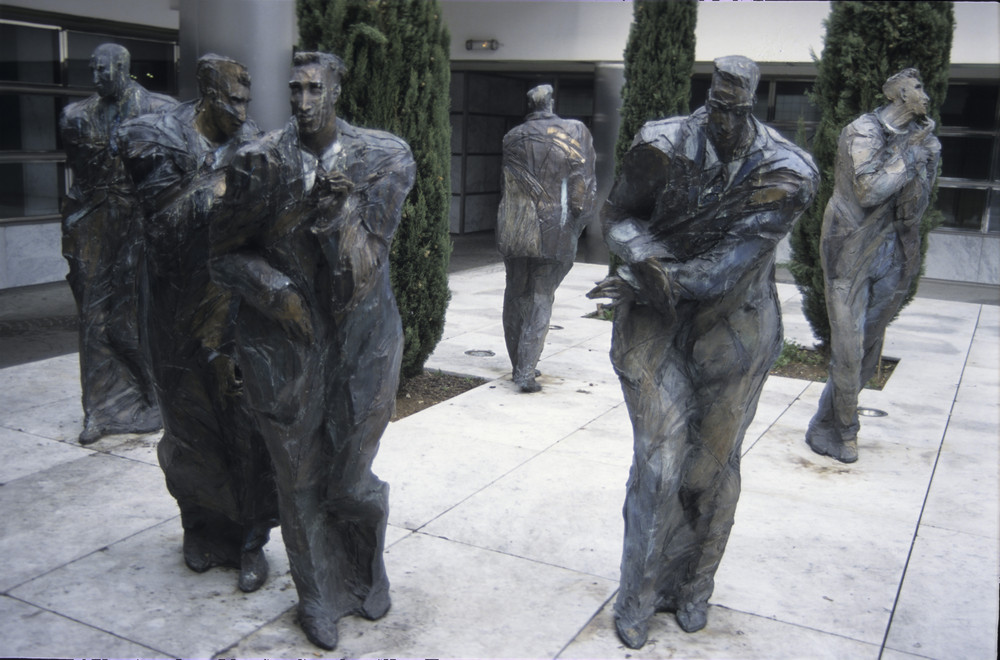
[2,1,998,288]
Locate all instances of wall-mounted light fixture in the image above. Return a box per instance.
[466,39,499,51]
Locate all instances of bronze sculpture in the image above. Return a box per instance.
[589,55,819,647]
[209,51,415,650]
[807,68,941,464]
[119,54,279,592]
[59,43,170,444]
[497,84,597,392]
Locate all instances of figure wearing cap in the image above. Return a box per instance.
[590,55,819,647]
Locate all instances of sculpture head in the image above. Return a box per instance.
[527,84,554,115]
[195,54,252,143]
[706,55,759,161]
[883,68,929,124]
[290,51,347,153]
[90,43,131,100]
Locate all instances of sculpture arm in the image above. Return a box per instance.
[208,140,313,341]
[667,167,818,300]
[602,142,672,264]
[849,119,935,208]
[311,141,416,314]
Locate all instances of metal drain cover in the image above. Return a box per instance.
[465,349,495,357]
[857,407,888,417]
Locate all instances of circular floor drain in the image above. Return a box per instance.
[549,324,564,330]
[465,349,495,357]
[857,407,888,417]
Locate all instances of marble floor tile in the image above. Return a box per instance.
[0,452,177,591]
[713,490,916,645]
[0,595,162,658]
[0,353,79,414]
[424,329,513,379]
[0,425,93,484]
[397,376,618,452]
[547,403,633,469]
[884,525,999,660]
[375,420,537,530]
[920,407,999,539]
[10,521,297,659]
[743,421,938,524]
[225,532,619,658]
[420,449,628,580]
[0,394,85,443]
[561,598,882,659]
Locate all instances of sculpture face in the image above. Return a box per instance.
[90,47,128,100]
[705,77,755,161]
[898,76,930,120]
[290,62,339,140]
[205,75,251,139]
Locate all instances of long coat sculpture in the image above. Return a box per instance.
[497,84,597,392]
[59,43,170,444]
[589,55,819,648]
[209,51,415,651]
[119,54,279,592]
[807,68,941,463]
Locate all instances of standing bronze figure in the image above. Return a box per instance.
[59,43,171,444]
[119,54,278,592]
[497,84,597,392]
[210,52,415,650]
[589,56,819,647]
[807,69,941,464]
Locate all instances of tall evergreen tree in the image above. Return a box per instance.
[790,1,954,346]
[297,0,452,378]
[614,0,697,176]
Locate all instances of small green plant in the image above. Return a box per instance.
[773,340,827,371]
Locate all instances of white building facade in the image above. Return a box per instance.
[1,1,997,288]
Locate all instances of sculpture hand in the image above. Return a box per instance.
[311,170,354,233]
[587,275,635,309]
[273,286,314,343]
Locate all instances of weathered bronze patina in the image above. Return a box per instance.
[209,51,415,651]
[807,68,941,464]
[497,84,597,392]
[119,54,279,593]
[590,55,819,647]
[60,43,170,444]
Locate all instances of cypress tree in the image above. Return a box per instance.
[614,0,697,177]
[790,1,954,346]
[297,0,452,378]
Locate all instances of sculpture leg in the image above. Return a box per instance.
[502,257,571,392]
[611,304,692,648]
[67,217,160,445]
[672,302,779,633]
[807,276,865,463]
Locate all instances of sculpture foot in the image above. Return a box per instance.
[182,532,214,573]
[237,548,269,592]
[78,423,102,445]
[298,608,339,650]
[675,601,708,633]
[516,378,542,393]
[361,587,391,620]
[614,614,648,649]
[806,433,858,464]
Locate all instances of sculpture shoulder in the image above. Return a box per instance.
[757,121,819,179]
[339,120,412,158]
[133,85,178,114]
[633,115,692,153]
[59,95,100,134]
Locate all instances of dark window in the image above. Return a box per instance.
[0,22,60,84]
[936,187,988,232]
[939,83,999,130]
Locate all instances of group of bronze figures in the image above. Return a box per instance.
[60,42,938,650]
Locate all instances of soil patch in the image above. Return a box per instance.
[393,370,488,421]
